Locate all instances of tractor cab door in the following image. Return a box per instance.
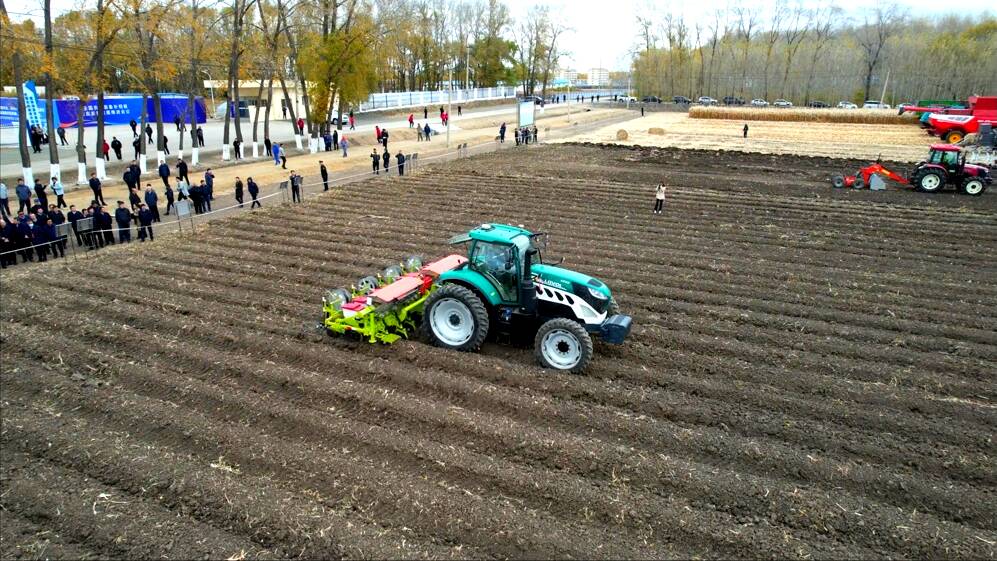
[469,241,520,303]
[941,150,960,172]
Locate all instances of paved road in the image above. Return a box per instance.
[0,100,590,180]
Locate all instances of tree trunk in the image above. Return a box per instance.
[277,73,299,147]
[12,52,33,184]
[252,77,266,142]
[154,92,166,165]
[75,99,88,184]
[44,0,60,181]
[139,92,148,174]
[264,76,273,141]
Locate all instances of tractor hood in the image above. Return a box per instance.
[532,263,612,300]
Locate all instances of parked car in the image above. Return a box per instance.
[722,96,745,105]
[673,95,692,104]
[750,99,769,107]
[862,100,892,109]
[773,99,793,108]
[642,96,662,103]
[806,100,829,108]
[837,101,858,109]
[697,96,719,105]
[619,96,638,103]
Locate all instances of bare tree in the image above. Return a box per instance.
[780,6,808,99]
[734,7,758,98]
[803,6,837,104]
[856,5,902,101]
[761,6,785,101]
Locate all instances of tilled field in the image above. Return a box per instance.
[1,143,996,559]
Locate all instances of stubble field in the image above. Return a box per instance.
[1,143,995,559]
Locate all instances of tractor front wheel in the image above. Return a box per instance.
[831,175,845,189]
[423,284,489,352]
[961,177,986,196]
[913,169,945,193]
[852,175,865,189]
[534,318,593,373]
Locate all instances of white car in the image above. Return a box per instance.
[697,96,718,105]
[862,100,892,109]
[619,96,637,103]
[750,99,769,107]
[837,101,858,109]
[773,99,793,108]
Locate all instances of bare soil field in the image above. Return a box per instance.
[562,112,934,162]
[2,143,996,559]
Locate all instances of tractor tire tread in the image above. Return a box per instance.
[534,318,594,373]
[422,283,489,352]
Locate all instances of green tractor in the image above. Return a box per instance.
[322,223,632,372]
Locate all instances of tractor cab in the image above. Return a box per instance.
[927,144,963,170]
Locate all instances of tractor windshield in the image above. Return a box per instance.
[470,241,520,303]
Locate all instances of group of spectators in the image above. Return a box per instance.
[0,175,165,268]
[495,122,538,145]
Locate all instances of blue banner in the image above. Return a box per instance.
[0,90,206,128]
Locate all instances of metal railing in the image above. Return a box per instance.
[358,87,517,112]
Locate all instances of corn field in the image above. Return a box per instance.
[689,106,920,125]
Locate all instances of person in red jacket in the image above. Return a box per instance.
[101,139,110,160]
[296,117,305,134]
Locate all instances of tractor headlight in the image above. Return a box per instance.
[587,286,608,300]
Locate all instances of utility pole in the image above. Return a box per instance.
[447,61,453,148]
[567,75,571,123]
[465,40,470,91]
[879,68,891,107]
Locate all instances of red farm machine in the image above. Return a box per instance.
[832,144,991,195]
[899,95,997,144]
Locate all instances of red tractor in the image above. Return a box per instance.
[832,145,991,196]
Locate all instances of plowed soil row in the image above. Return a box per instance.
[2,143,995,559]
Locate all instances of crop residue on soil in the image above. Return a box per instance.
[2,143,996,559]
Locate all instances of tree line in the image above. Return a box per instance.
[0,0,565,180]
[631,5,997,105]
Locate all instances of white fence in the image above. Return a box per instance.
[358,87,517,112]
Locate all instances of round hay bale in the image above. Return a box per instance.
[648,127,665,135]
[616,129,629,140]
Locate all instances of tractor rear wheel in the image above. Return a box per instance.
[534,318,593,373]
[942,130,964,144]
[913,169,945,193]
[831,175,845,189]
[423,284,489,352]
[961,177,986,196]
[852,175,865,189]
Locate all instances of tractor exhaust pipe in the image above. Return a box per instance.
[521,248,538,314]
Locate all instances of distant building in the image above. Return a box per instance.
[555,68,578,82]
[588,68,610,87]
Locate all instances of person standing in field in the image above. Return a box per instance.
[423,123,431,141]
[396,151,406,176]
[51,177,66,208]
[654,183,666,214]
[340,137,349,157]
[320,161,329,191]
[743,123,749,138]
[272,142,282,166]
[137,203,154,241]
[371,148,380,175]
[234,177,244,207]
[111,136,123,160]
[247,177,261,208]
[144,184,160,222]
[264,136,272,157]
[382,148,391,175]
[204,168,215,201]
[408,114,414,128]
[88,173,106,206]
[164,183,175,215]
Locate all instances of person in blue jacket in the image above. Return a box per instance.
[144,184,160,222]
[158,161,171,188]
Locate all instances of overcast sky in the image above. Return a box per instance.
[10,0,995,72]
